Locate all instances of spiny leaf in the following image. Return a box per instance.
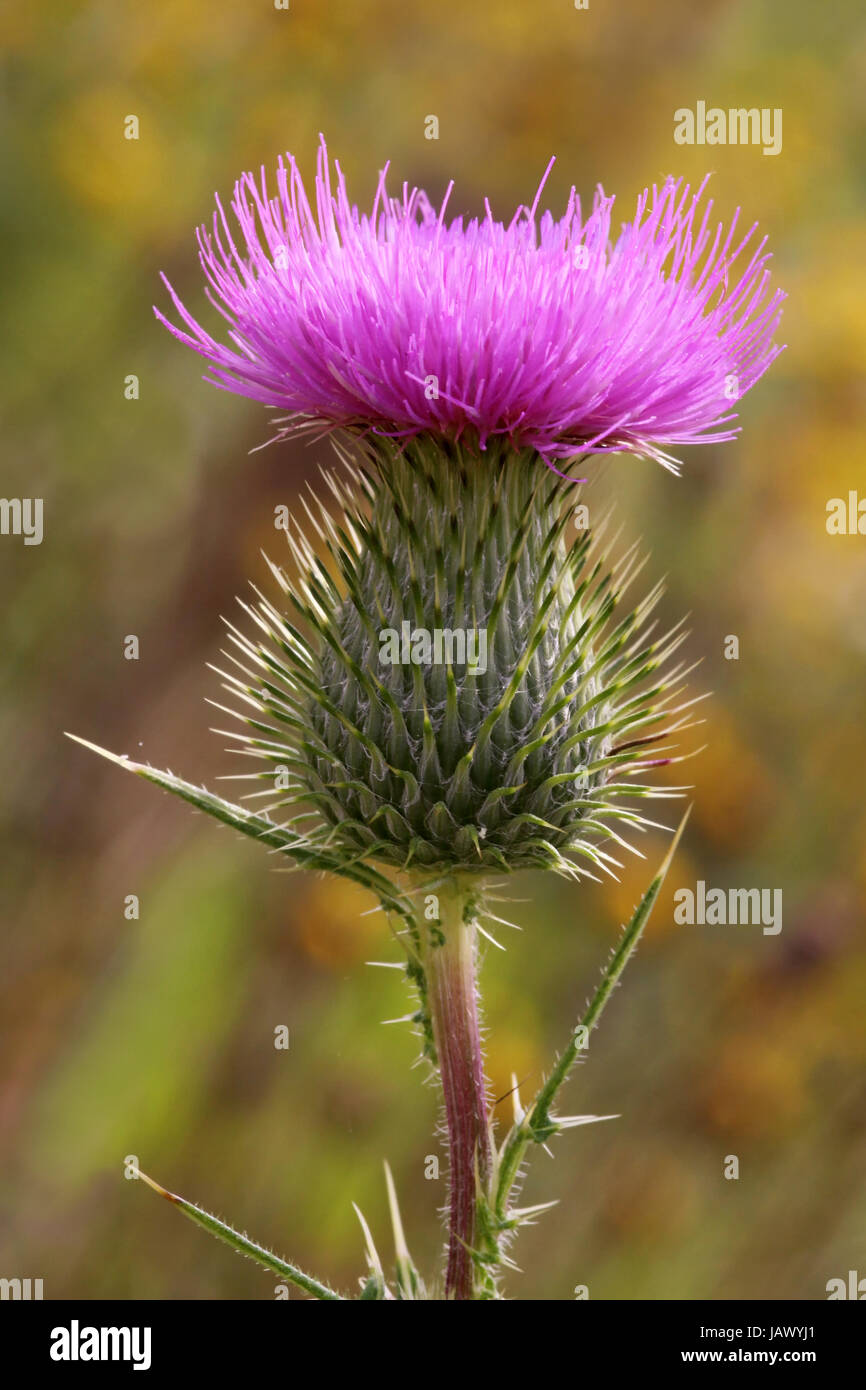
[64,734,412,919]
[494,808,691,1222]
[131,1167,343,1300]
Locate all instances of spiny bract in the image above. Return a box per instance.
[216,436,692,880]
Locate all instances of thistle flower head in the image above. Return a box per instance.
[157,139,784,472]
[144,145,773,890]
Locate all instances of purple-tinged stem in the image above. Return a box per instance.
[423,884,493,1300]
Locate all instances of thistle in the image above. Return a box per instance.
[71,142,783,1299]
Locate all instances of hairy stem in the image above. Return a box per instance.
[421,880,493,1300]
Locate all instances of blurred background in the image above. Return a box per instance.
[1,0,865,1300]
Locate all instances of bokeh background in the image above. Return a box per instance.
[2,0,865,1301]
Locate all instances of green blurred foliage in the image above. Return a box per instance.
[1,0,865,1299]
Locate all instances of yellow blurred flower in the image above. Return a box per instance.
[52,87,167,234]
[293,876,389,969]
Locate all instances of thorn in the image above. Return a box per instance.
[483,911,523,931]
[497,1253,523,1273]
[383,1162,420,1297]
[383,1163,409,1263]
[351,1202,392,1297]
[508,1198,560,1222]
[476,923,505,951]
[510,1072,525,1127]
[659,804,692,876]
[65,733,136,770]
[129,1166,178,1204]
[555,1113,620,1129]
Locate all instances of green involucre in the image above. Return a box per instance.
[218,435,690,881]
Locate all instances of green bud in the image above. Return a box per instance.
[224,434,687,884]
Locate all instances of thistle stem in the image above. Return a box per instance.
[422,881,493,1300]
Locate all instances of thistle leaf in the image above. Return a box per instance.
[494,808,691,1222]
[131,1167,343,1300]
[64,733,412,920]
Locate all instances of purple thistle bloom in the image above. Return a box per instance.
[156,138,784,473]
